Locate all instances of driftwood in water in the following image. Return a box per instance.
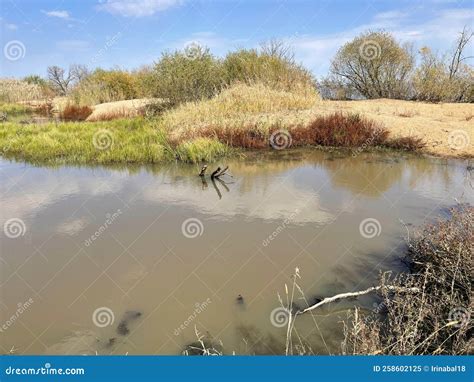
[199,165,208,177]
[199,164,230,179]
[297,285,420,315]
[215,166,228,178]
[211,178,222,199]
[210,167,221,179]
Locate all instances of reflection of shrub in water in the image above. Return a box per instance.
[343,205,473,355]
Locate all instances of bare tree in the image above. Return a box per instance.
[260,39,294,62]
[70,64,89,82]
[47,65,77,95]
[448,26,473,79]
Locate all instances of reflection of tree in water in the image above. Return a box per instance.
[323,155,404,197]
[102,149,465,201]
[405,158,454,191]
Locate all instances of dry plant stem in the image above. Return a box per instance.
[299,285,420,315]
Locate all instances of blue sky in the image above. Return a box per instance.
[1,0,473,78]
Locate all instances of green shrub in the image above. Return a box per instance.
[223,43,315,92]
[72,69,139,105]
[330,31,414,99]
[150,45,225,105]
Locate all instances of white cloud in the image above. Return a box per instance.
[98,0,181,17]
[289,7,474,76]
[42,10,70,19]
[5,23,18,30]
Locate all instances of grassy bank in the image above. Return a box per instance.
[0,118,233,165]
[0,84,471,165]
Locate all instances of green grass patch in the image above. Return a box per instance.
[0,103,34,117]
[1,118,159,164]
[175,137,231,163]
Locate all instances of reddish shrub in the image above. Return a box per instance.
[60,105,93,121]
[194,113,425,153]
[201,127,268,149]
[292,112,389,147]
[386,136,426,151]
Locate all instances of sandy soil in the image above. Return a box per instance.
[316,99,473,158]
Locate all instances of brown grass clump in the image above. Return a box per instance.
[164,83,319,141]
[198,113,389,149]
[343,205,473,355]
[386,136,426,151]
[292,112,389,147]
[60,104,93,121]
[0,79,45,103]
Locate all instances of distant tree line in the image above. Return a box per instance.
[4,27,472,106]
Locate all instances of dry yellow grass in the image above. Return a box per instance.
[0,79,44,103]
[162,83,319,141]
[162,86,472,158]
[86,98,156,121]
[314,99,473,158]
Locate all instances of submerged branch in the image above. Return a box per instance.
[298,285,420,314]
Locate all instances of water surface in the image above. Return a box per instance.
[0,150,472,354]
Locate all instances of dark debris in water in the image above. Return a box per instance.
[116,310,143,336]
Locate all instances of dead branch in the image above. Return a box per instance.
[215,166,229,178]
[298,285,420,315]
[210,167,221,179]
[198,164,208,177]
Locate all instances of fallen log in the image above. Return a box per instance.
[297,285,420,315]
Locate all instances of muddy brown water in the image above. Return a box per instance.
[1,150,472,355]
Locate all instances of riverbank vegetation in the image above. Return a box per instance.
[342,205,473,355]
[262,204,472,356]
[0,29,472,164]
